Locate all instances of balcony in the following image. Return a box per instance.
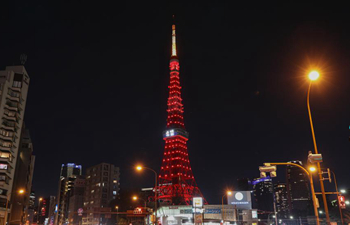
[4,104,18,112]
[0,134,13,142]
[6,94,20,103]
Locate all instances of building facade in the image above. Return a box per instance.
[9,124,35,225]
[286,161,312,219]
[252,177,274,218]
[55,163,82,225]
[274,182,289,219]
[68,177,85,225]
[82,163,120,225]
[0,66,30,225]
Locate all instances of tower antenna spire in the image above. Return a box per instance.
[171,16,177,57]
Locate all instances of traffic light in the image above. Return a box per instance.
[338,195,346,209]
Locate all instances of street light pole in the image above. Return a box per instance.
[115,206,119,225]
[330,170,344,225]
[221,191,232,223]
[307,76,331,225]
[136,166,158,225]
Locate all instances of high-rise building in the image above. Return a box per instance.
[68,177,85,225]
[9,124,35,225]
[55,163,82,225]
[286,161,312,219]
[0,66,30,225]
[252,177,274,218]
[27,191,36,224]
[274,182,289,219]
[158,22,204,205]
[82,163,120,225]
[47,196,56,225]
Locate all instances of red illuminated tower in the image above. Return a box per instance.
[158,23,204,205]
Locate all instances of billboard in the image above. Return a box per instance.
[227,191,252,210]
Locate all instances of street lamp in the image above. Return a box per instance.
[115,206,119,225]
[3,189,25,225]
[135,165,158,224]
[132,196,147,209]
[307,70,330,225]
[309,167,316,172]
[221,191,232,222]
[340,190,346,194]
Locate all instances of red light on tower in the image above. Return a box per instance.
[338,195,346,209]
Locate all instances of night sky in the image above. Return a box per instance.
[1,2,350,203]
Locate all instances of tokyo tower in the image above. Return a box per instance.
[158,22,205,205]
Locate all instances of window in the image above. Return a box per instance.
[12,81,22,88]
[103,172,108,176]
[103,177,108,182]
[1,142,11,148]
[113,180,117,183]
[0,164,7,170]
[103,165,109,170]
[96,183,101,187]
[113,191,117,195]
[91,190,94,193]
[0,175,6,181]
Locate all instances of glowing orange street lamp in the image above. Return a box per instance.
[306,70,330,225]
[135,165,158,224]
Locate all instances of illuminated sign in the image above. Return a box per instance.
[165,129,175,137]
[193,197,203,208]
[78,208,83,216]
[339,195,346,209]
[163,128,189,139]
[227,191,252,210]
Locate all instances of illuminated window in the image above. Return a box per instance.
[113,191,117,195]
[0,164,7,170]
[96,183,101,187]
[113,180,117,183]
[91,190,94,193]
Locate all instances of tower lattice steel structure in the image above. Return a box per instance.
[158,23,205,205]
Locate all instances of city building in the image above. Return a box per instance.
[0,66,30,225]
[252,177,274,218]
[274,182,289,219]
[286,161,312,219]
[55,163,82,225]
[27,191,36,224]
[158,22,204,206]
[68,177,85,225]
[47,196,56,225]
[82,163,120,225]
[8,124,35,225]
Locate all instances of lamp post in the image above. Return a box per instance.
[221,191,232,223]
[329,170,344,225]
[132,196,147,225]
[115,206,119,225]
[37,197,43,224]
[3,189,25,225]
[261,162,320,225]
[307,70,330,225]
[136,165,158,224]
